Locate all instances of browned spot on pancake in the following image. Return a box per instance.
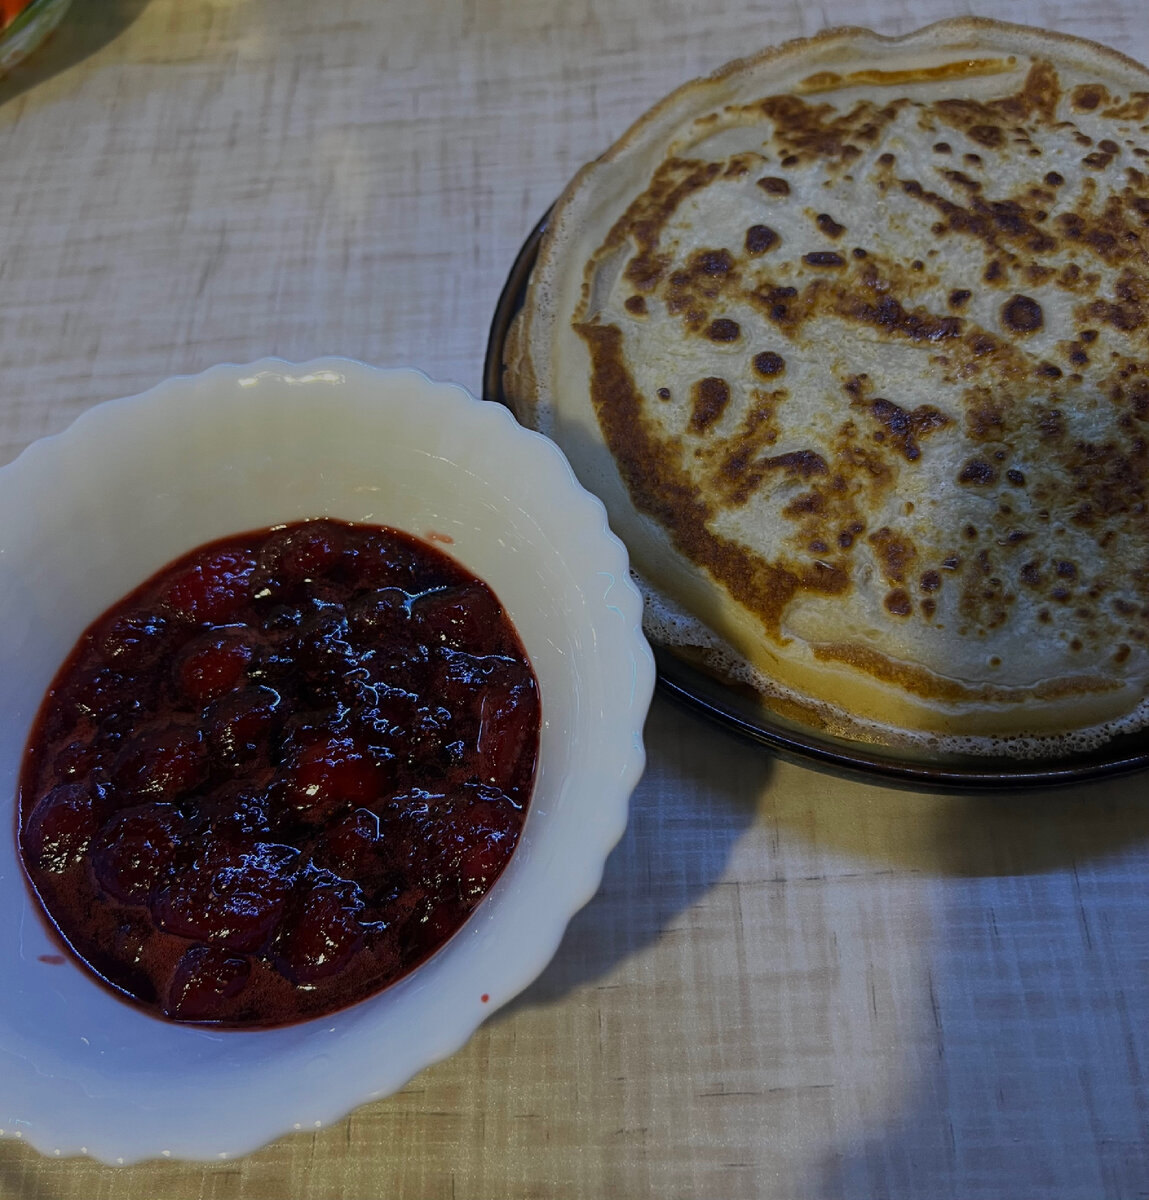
[784,491,824,517]
[959,457,998,485]
[810,641,967,701]
[720,152,759,178]
[1020,561,1043,586]
[753,351,786,377]
[934,142,952,154]
[898,178,1060,257]
[656,387,671,400]
[804,251,846,268]
[964,394,1006,440]
[1007,468,1026,486]
[843,374,869,399]
[1079,268,1147,332]
[1002,294,1044,333]
[712,389,791,506]
[884,589,912,616]
[622,252,670,293]
[743,93,911,169]
[838,521,864,550]
[661,245,743,331]
[985,259,1005,283]
[757,176,791,196]
[624,295,647,316]
[748,283,805,332]
[1045,171,1065,186]
[815,213,846,238]
[1101,93,1149,121]
[859,397,950,462]
[606,157,725,293]
[693,249,735,276]
[706,318,741,342]
[834,286,963,343]
[690,377,731,432]
[761,450,828,478]
[969,124,1005,149]
[920,570,941,592]
[745,224,779,254]
[1063,439,1147,523]
[949,289,972,308]
[1002,59,1061,122]
[1071,83,1109,112]
[927,64,1059,153]
[796,556,848,601]
[575,321,816,633]
[968,331,999,357]
[1054,194,1145,267]
[1000,528,1032,546]
[1038,408,1065,440]
[869,526,917,584]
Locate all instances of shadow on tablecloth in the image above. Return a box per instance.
[806,773,1149,1199]
[501,693,772,1012]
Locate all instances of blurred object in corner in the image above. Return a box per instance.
[0,0,72,75]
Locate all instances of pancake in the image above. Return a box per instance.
[504,18,1149,754]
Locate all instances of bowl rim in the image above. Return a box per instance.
[0,357,655,1162]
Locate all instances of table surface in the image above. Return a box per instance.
[2,0,1148,1196]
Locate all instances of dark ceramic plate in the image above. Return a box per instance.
[483,215,1149,790]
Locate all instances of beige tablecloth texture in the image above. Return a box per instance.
[2,0,1149,1196]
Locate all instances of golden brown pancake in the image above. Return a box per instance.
[505,19,1149,754]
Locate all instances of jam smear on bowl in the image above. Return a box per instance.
[17,520,540,1028]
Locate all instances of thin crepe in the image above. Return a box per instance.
[506,19,1149,753]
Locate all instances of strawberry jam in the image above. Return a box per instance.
[18,520,539,1027]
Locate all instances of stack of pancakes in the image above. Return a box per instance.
[506,19,1149,755]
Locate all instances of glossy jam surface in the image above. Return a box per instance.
[18,520,539,1027]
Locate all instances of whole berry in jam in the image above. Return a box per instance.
[206,685,282,766]
[90,803,182,904]
[163,548,257,623]
[285,735,390,821]
[276,876,367,984]
[111,722,208,802]
[151,839,299,953]
[167,945,253,1022]
[176,631,253,703]
[18,520,538,1027]
[22,783,101,874]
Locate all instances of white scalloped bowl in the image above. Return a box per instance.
[0,359,654,1164]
